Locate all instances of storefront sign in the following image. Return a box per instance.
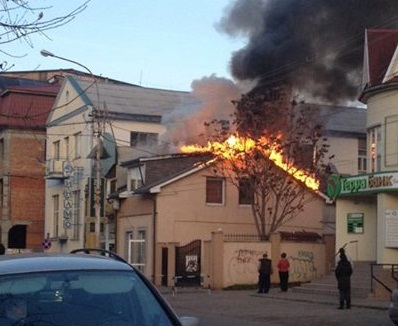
[327,172,398,199]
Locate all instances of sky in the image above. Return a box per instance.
[3,1,244,92]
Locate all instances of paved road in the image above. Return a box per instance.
[163,289,393,326]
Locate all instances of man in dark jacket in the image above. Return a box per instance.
[335,253,353,309]
[257,253,272,293]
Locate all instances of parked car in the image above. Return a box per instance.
[0,248,199,326]
[389,286,398,325]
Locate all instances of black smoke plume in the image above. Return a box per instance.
[217,0,398,103]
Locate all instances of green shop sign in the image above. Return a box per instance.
[327,172,398,199]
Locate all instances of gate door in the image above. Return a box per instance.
[175,239,201,287]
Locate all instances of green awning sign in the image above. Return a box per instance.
[327,172,398,199]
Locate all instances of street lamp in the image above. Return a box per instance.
[41,49,103,248]
[40,50,95,76]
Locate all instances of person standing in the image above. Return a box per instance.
[257,253,272,293]
[277,252,290,292]
[335,252,353,309]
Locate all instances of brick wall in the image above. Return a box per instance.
[7,132,46,250]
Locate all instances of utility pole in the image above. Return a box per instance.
[93,110,102,248]
[41,49,103,248]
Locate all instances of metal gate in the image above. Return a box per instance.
[175,239,201,287]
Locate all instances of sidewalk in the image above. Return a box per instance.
[160,286,389,311]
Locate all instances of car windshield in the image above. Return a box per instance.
[0,270,175,326]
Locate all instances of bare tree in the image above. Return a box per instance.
[208,86,330,239]
[0,0,90,69]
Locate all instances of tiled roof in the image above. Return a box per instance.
[0,84,59,129]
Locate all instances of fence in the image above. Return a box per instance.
[202,231,331,289]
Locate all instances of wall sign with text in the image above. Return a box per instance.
[347,213,364,234]
[385,209,398,248]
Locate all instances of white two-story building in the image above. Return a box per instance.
[45,76,198,253]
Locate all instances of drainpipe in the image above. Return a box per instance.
[151,196,157,285]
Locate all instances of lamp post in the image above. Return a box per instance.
[41,49,103,248]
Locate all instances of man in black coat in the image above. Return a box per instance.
[335,253,353,309]
[257,253,273,293]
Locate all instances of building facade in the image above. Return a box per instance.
[116,154,331,284]
[0,82,59,250]
[329,29,398,264]
[44,75,198,253]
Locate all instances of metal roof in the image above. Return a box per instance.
[317,105,367,135]
[300,103,367,136]
[71,77,201,117]
[0,84,59,129]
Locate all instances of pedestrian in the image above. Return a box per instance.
[257,253,272,293]
[335,252,353,309]
[277,252,290,292]
[0,243,5,255]
[335,247,354,268]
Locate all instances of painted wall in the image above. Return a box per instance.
[45,77,167,254]
[118,164,328,280]
[367,89,398,171]
[155,167,326,244]
[376,193,398,264]
[222,240,325,288]
[335,197,377,262]
[327,136,362,175]
[224,244,270,286]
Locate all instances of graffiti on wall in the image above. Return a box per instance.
[288,250,317,282]
[227,249,264,284]
[226,248,319,285]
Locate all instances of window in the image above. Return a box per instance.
[128,167,144,192]
[52,195,60,237]
[206,177,224,204]
[64,137,70,161]
[72,190,80,239]
[53,141,60,160]
[368,126,381,172]
[136,229,147,273]
[0,179,3,207]
[0,139,4,160]
[238,178,254,205]
[130,179,143,192]
[109,179,117,194]
[74,132,82,159]
[126,229,147,273]
[130,132,158,147]
[358,138,367,174]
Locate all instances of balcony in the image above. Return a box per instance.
[46,159,74,179]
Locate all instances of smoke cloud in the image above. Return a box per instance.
[160,75,242,149]
[216,0,398,103]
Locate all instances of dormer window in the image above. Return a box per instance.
[128,166,145,192]
[130,132,158,147]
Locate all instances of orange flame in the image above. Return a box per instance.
[181,134,319,190]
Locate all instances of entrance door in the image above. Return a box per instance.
[175,240,201,287]
[161,247,168,286]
